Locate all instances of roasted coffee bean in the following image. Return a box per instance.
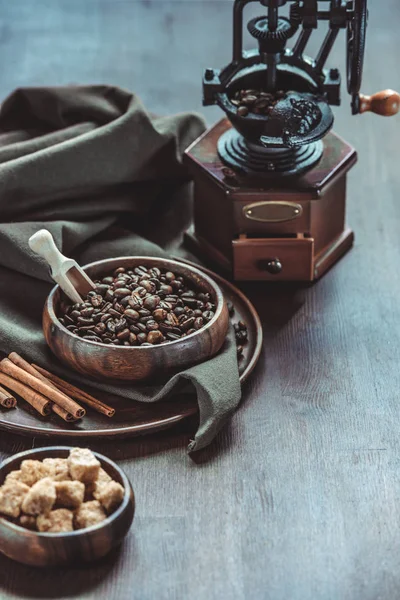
[103,337,112,344]
[83,335,102,342]
[181,297,198,308]
[149,267,161,278]
[203,310,214,322]
[113,267,126,276]
[137,332,148,344]
[138,308,151,317]
[165,312,179,327]
[95,284,110,297]
[109,308,121,318]
[159,322,173,333]
[174,306,185,317]
[129,325,140,334]
[77,317,94,326]
[117,328,130,341]
[100,302,112,313]
[146,320,159,331]
[171,280,183,291]
[105,289,114,301]
[153,308,167,322]
[204,302,215,311]
[70,310,81,322]
[66,325,77,332]
[237,345,244,358]
[129,333,138,345]
[159,301,172,311]
[147,330,164,344]
[235,330,248,343]
[94,323,106,335]
[64,315,75,325]
[100,313,112,323]
[194,317,204,330]
[139,316,153,324]
[181,317,195,331]
[124,309,140,321]
[102,276,114,285]
[128,295,143,310]
[137,323,147,333]
[143,295,160,311]
[238,320,247,331]
[120,297,130,307]
[141,280,156,293]
[80,307,94,318]
[134,266,148,276]
[238,105,249,116]
[107,321,116,334]
[193,309,203,317]
[165,271,175,282]
[166,333,181,341]
[90,295,103,308]
[93,313,102,323]
[159,284,173,296]
[114,287,131,299]
[114,318,127,333]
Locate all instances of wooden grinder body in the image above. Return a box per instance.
[184,119,357,282]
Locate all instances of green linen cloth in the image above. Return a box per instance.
[0,85,241,452]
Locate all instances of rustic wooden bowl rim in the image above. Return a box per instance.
[46,256,226,350]
[0,446,133,538]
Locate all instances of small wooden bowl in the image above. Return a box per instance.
[0,446,135,567]
[43,257,229,381]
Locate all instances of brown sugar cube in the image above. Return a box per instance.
[0,481,30,518]
[68,448,100,484]
[74,500,106,530]
[20,515,37,531]
[85,468,112,501]
[37,509,74,533]
[19,460,50,486]
[5,470,23,485]
[43,458,71,482]
[21,477,56,516]
[97,468,112,485]
[55,480,85,509]
[94,481,125,513]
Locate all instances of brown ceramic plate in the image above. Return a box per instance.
[0,263,262,439]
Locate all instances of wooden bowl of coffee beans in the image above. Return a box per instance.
[43,257,229,381]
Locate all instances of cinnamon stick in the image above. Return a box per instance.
[0,373,51,416]
[0,385,17,409]
[32,365,116,418]
[7,354,78,423]
[51,404,77,422]
[0,359,85,419]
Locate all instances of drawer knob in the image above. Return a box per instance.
[263,258,282,275]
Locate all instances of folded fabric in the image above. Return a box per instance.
[0,85,241,452]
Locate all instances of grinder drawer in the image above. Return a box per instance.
[232,236,314,281]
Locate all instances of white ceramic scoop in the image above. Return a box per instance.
[29,229,96,304]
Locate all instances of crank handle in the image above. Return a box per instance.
[354,89,400,116]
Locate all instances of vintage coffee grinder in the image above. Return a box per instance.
[184,0,399,281]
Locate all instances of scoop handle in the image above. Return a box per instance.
[29,229,71,278]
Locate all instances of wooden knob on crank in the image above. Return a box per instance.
[359,89,400,116]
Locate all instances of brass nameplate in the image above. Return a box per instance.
[243,201,303,223]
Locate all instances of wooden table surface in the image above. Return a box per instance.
[0,1,399,598]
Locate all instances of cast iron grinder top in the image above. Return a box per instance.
[203,0,399,177]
